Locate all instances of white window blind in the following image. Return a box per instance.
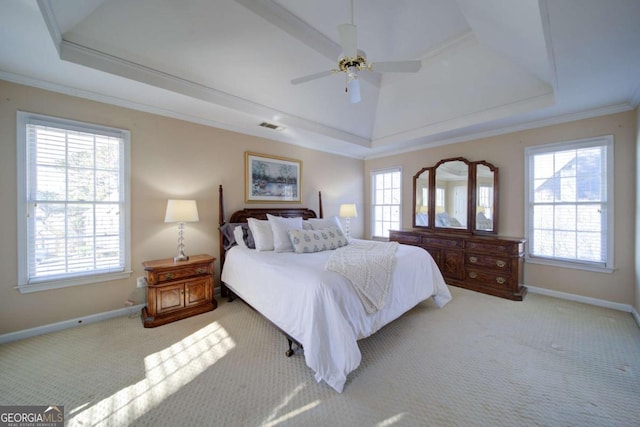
[17,112,131,292]
[524,136,613,272]
[371,167,402,238]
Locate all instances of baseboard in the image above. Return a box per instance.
[632,307,640,328]
[527,285,640,328]
[0,304,146,345]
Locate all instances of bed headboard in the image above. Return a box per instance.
[218,185,323,295]
[228,207,318,223]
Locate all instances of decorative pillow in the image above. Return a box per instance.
[267,214,303,252]
[233,225,255,249]
[288,226,348,254]
[248,218,274,251]
[308,215,344,232]
[219,222,249,250]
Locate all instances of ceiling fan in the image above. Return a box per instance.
[290,0,422,104]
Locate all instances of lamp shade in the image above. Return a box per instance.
[164,199,199,223]
[339,203,357,218]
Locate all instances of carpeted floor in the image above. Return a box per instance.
[1,286,638,426]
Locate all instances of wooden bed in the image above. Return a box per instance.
[216,184,452,392]
[217,184,323,355]
[217,184,323,298]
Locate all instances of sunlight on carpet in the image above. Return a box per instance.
[67,321,235,426]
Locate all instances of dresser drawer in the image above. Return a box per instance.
[422,236,463,249]
[389,231,421,245]
[466,240,521,256]
[465,268,514,291]
[465,254,511,272]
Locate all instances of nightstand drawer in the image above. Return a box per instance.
[152,265,211,284]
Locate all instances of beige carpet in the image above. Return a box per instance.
[1,286,638,426]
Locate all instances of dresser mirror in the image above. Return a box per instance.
[434,159,469,230]
[475,161,498,232]
[413,157,499,234]
[414,168,430,227]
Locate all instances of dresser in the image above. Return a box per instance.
[141,254,217,327]
[390,230,526,300]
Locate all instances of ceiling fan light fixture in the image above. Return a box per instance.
[290,0,420,103]
[346,72,361,104]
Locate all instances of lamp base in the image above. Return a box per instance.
[174,246,189,263]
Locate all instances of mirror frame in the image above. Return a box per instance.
[413,157,499,234]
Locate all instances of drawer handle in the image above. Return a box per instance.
[496,260,506,268]
[497,246,506,252]
[469,272,478,279]
[164,273,174,279]
[196,268,206,274]
[468,243,476,249]
[496,277,506,284]
[469,256,478,263]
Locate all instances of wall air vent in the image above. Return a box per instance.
[259,121,285,131]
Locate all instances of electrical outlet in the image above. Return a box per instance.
[136,276,147,288]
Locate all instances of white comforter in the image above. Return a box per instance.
[221,240,452,392]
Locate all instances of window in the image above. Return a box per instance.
[371,167,401,239]
[524,136,613,272]
[17,112,131,293]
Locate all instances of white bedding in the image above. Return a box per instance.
[220,239,452,392]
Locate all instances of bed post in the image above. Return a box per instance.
[318,191,323,219]
[218,185,228,297]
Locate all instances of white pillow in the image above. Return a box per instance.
[308,216,343,232]
[267,214,302,252]
[233,226,247,249]
[248,218,274,251]
[302,220,313,230]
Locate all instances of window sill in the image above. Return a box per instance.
[525,257,613,274]
[17,271,133,294]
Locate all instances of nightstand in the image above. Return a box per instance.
[141,254,217,327]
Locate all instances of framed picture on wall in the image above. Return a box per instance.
[245,152,302,203]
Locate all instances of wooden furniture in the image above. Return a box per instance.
[141,254,216,327]
[218,185,322,356]
[389,229,526,301]
[218,184,321,298]
[413,157,499,233]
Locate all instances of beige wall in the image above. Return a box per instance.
[0,81,364,334]
[366,110,637,306]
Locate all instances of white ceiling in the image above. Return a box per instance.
[1,0,639,159]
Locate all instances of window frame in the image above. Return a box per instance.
[524,135,614,273]
[16,112,132,293]
[370,166,402,239]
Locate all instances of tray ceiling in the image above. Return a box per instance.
[1,0,639,158]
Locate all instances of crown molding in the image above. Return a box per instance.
[364,101,635,160]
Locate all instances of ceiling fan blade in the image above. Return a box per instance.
[338,23,358,58]
[370,60,422,73]
[291,70,334,85]
[347,78,361,103]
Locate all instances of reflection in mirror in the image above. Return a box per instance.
[476,164,495,232]
[414,169,429,226]
[435,160,468,229]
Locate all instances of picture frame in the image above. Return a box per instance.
[245,152,302,203]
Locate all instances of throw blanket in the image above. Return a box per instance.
[326,241,399,314]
